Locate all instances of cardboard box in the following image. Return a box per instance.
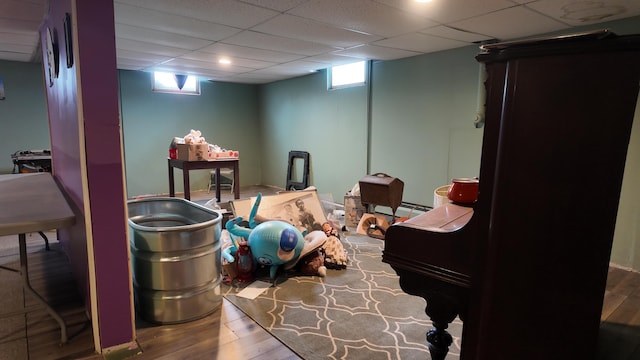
[176,143,208,161]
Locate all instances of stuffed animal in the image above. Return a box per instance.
[220,230,238,283]
[322,235,348,269]
[296,248,327,277]
[226,193,305,280]
[284,230,327,277]
[183,129,207,144]
[322,221,340,239]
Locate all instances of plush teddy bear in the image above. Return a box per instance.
[183,129,207,144]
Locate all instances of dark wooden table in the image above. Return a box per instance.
[168,158,240,202]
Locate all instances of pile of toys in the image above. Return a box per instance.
[221,193,349,285]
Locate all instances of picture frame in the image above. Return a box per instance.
[64,13,73,68]
[231,190,328,234]
[344,195,366,227]
[45,26,58,87]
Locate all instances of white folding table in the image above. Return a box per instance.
[0,173,76,344]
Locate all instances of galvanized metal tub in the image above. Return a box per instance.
[127,197,222,324]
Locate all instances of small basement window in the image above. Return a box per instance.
[152,72,200,95]
[328,61,367,90]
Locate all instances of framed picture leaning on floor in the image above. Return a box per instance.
[231,190,327,234]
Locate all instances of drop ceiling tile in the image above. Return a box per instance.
[0,43,37,54]
[420,25,495,43]
[116,57,157,70]
[115,24,214,50]
[450,5,569,40]
[271,59,327,72]
[200,43,305,63]
[0,18,42,34]
[304,53,368,65]
[115,48,174,63]
[164,57,254,73]
[287,0,437,37]
[225,57,279,69]
[526,0,640,26]
[0,51,35,62]
[332,44,422,61]
[373,32,469,53]
[376,0,516,23]
[115,0,278,28]
[116,38,189,57]
[0,32,38,45]
[0,0,47,22]
[150,65,232,79]
[252,14,381,48]
[222,30,336,56]
[114,3,242,41]
[238,0,308,12]
[215,72,286,84]
[180,50,278,69]
[251,65,311,77]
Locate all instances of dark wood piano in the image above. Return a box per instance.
[383,30,640,360]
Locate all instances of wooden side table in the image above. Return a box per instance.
[168,158,240,202]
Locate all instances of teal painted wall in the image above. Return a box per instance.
[370,46,483,207]
[612,96,640,271]
[0,61,49,173]
[258,69,368,201]
[118,70,262,197]
[257,45,483,207]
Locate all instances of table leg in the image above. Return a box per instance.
[38,231,50,250]
[233,162,240,200]
[183,168,191,200]
[215,168,221,202]
[168,160,175,197]
[19,233,68,344]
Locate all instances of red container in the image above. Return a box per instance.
[447,178,479,204]
[169,148,177,159]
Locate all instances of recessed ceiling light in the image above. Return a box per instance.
[415,0,432,2]
[219,58,231,65]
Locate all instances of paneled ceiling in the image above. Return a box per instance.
[2,0,639,84]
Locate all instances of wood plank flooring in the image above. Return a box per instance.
[0,238,97,360]
[597,266,640,359]
[1,186,639,359]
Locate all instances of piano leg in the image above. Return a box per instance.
[427,326,452,360]
[395,268,467,360]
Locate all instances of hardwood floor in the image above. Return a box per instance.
[597,265,640,359]
[0,186,299,360]
[1,185,639,359]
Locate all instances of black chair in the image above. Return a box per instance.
[286,151,310,190]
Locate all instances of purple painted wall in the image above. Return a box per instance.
[43,0,134,350]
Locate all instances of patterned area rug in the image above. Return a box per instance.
[221,233,463,360]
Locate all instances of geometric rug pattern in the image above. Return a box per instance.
[222,233,463,360]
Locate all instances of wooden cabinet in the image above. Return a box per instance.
[383,30,640,360]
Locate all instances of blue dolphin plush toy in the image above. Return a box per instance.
[225,193,305,280]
